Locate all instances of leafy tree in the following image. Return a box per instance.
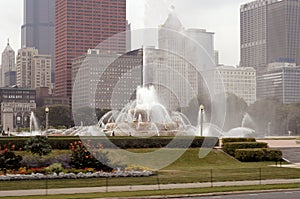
[25,136,52,157]
[223,93,248,131]
[247,98,288,136]
[35,105,74,129]
[182,93,211,126]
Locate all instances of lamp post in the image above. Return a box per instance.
[267,122,271,137]
[45,107,49,135]
[200,104,204,137]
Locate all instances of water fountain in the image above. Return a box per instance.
[97,85,196,137]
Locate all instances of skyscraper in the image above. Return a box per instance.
[240,0,300,70]
[16,47,52,93]
[21,0,55,83]
[55,0,126,98]
[267,0,300,66]
[1,40,16,87]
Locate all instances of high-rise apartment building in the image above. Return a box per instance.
[240,0,300,70]
[21,0,55,83]
[31,55,52,92]
[16,47,52,93]
[55,0,126,98]
[1,40,16,87]
[17,47,38,88]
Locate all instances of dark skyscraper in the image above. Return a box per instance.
[21,0,55,83]
[240,0,300,71]
[55,0,126,98]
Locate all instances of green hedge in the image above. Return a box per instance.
[223,142,268,156]
[0,136,219,150]
[221,138,256,146]
[235,148,282,162]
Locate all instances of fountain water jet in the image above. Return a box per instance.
[30,112,40,135]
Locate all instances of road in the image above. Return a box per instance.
[177,190,300,199]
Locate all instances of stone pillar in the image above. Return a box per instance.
[2,107,14,135]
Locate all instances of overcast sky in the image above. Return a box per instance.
[0,0,250,66]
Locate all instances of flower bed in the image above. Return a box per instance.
[0,170,153,181]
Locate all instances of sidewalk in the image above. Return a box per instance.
[1,178,300,197]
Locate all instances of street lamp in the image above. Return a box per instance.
[267,122,271,137]
[45,107,49,133]
[199,104,204,137]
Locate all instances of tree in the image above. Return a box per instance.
[223,93,248,131]
[73,107,98,126]
[35,105,74,129]
[182,93,211,126]
[247,98,284,135]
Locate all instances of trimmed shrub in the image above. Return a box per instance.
[235,148,282,162]
[222,138,256,146]
[264,149,282,161]
[25,136,52,156]
[0,136,219,150]
[235,149,264,162]
[223,142,268,156]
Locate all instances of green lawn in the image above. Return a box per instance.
[2,183,300,199]
[1,148,300,191]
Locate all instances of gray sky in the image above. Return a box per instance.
[0,0,250,66]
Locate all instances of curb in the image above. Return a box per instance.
[102,188,300,199]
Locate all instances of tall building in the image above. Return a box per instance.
[267,0,300,65]
[257,62,300,104]
[212,66,256,105]
[31,55,52,92]
[155,9,215,110]
[16,47,52,93]
[16,47,38,88]
[240,0,300,70]
[159,10,216,70]
[1,40,16,87]
[21,0,55,83]
[72,49,142,111]
[55,0,126,98]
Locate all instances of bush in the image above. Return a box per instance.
[25,136,52,156]
[44,163,64,174]
[264,149,282,161]
[21,154,71,168]
[223,142,268,156]
[222,138,256,146]
[70,141,112,172]
[0,150,22,172]
[235,148,282,162]
[235,149,264,162]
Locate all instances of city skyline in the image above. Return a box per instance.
[0,0,250,66]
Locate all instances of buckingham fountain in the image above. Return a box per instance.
[97,85,196,137]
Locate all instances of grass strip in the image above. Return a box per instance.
[1,183,300,199]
